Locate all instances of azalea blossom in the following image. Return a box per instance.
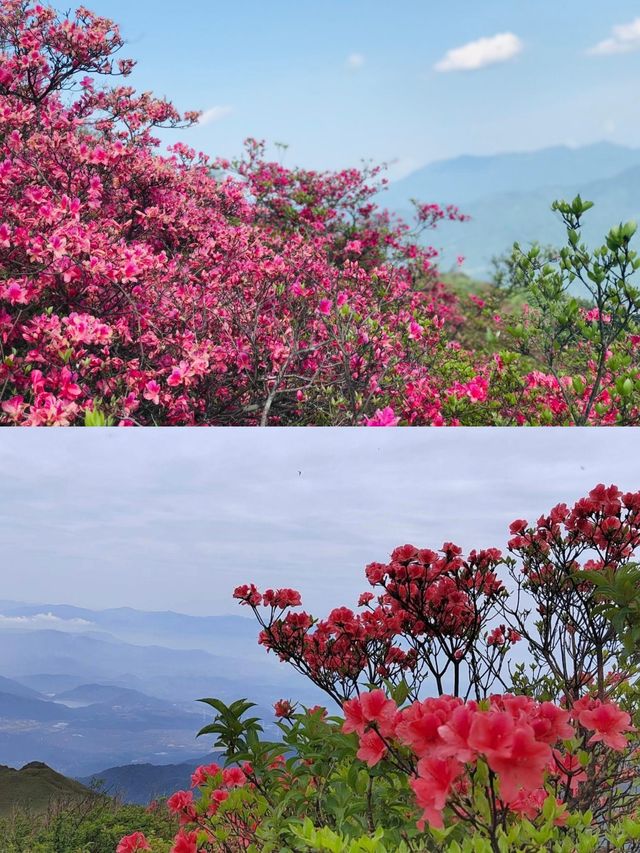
[116,834,151,853]
[578,701,633,750]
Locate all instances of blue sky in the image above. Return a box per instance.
[1,429,639,617]
[50,1,640,178]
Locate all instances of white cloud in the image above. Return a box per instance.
[0,612,93,630]
[346,53,365,70]
[435,32,523,73]
[588,18,640,56]
[197,106,233,126]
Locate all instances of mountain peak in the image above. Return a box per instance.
[0,762,95,816]
[384,140,640,207]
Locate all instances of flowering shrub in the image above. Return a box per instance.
[492,197,640,425]
[2,3,640,425]
[0,0,471,427]
[122,485,640,851]
[0,797,177,853]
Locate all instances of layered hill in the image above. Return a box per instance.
[79,757,216,805]
[0,601,324,776]
[381,142,640,278]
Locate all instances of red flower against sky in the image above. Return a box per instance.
[578,701,633,750]
[120,486,640,851]
[274,698,296,718]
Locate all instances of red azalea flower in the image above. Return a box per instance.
[117,833,151,853]
[578,702,633,750]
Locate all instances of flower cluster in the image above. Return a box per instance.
[4,4,640,425]
[117,833,152,853]
[122,486,640,851]
[234,542,510,703]
[0,0,490,427]
[341,689,632,829]
[119,763,253,853]
[508,483,640,570]
[503,484,640,700]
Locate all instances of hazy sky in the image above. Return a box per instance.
[48,0,640,178]
[1,429,639,617]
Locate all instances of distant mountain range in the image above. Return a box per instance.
[0,675,43,700]
[380,142,640,278]
[0,756,214,812]
[0,674,211,777]
[0,600,324,777]
[0,598,261,653]
[79,757,216,805]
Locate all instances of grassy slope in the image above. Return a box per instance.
[0,762,95,816]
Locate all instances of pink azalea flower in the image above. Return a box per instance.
[410,757,463,829]
[222,766,246,787]
[143,380,161,405]
[317,298,333,316]
[190,762,220,787]
[356,729,387,766]
[363,406,399,426]
[171,830,199,853]
[167,362,189,387]
[1,395,26,420]
[166,789,194,815]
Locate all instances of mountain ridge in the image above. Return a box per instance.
[78,756,221,805]
[0,762,95,816]
[380,141,640,277]
[384,142,640,207]
[0,600,324,776]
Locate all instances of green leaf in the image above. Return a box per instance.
[84,406,112,427]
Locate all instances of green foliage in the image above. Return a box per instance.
[493,196,640,424]
[83,404,114,427]
[582,563,640,655]
[195,699,423,851]
[197,697,264,756]
[290,819,410,852]
[0,799,175,853]
[289,809,640,853]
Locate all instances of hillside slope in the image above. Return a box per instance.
[431,165,640,278]
[0,762,95,816]
[79,758,215,805]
